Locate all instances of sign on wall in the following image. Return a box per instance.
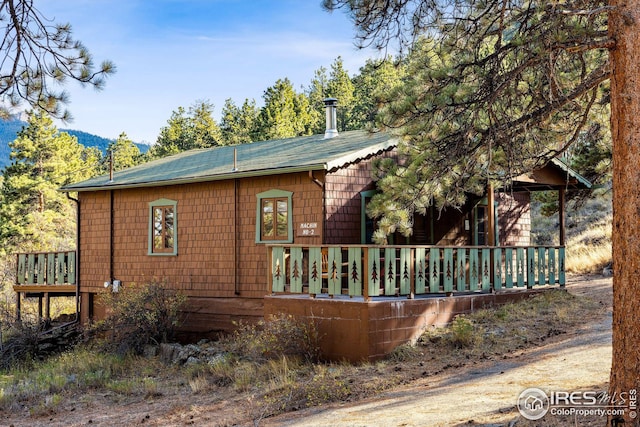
[297,222,318,236]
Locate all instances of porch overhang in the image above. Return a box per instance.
[509,158,592,192]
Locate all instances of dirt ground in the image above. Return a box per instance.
[1,275,613,427]
[264,275,614,427]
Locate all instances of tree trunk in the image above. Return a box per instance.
[609,0,640,425]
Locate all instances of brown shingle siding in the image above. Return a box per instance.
[498,192,531,246]
[79,172,323,305]
[324,153,394,244]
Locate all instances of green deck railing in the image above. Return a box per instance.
[16,252,77,286]
[267,245,565,299]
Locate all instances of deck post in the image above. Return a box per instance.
[38,295,43,319]
[409,248,415,299]
[266,245,273,294]
[487,182,496,292]
[15,291,21,321]
[45,292,51,321]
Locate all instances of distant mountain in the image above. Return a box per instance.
[0,119,149,169]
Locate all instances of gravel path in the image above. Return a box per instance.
[264,277,613,427]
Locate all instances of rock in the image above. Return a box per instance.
[143,345,158,358]
[176,344,200,364]
[185,356,200,365]
[158,341,228,365]
[159,343,182,364]
[207,353,228,366]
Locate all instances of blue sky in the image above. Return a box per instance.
[36,1,377,144]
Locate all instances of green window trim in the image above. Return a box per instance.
[148,198,178,256]
[256,189,293,244]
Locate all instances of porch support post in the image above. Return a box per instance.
[487,181,496,292]
[487,181,495,246]
[558,188,566,246]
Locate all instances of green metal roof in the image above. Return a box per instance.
[550,157,592,189]
[61,130,397,192]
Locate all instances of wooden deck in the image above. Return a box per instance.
[15,251,76,287]
[14,251,77,320]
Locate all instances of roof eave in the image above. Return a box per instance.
[60,163,329,193]
[550,157,592,189]
[325,138,398,171]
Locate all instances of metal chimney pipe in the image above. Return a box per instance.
[323,98,339,139]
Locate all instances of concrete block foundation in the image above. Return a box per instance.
[264,289,551,363]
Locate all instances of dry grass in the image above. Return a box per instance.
[565,222,612,274]
[533,191,612,275]
[393,289,599,375]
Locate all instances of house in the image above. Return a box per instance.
[16,100,591,361]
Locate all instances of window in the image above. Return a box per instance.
[256,190,293,243]
[149,199,177,255]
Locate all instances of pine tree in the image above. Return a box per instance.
[306,66,330,135]
[609,2,640,422]
[351,57,405,130]
[149,101,222,158]
[0,0,115,120]
[328,5,609,240]
[190,101,223,148]
[220,98,259,145]
[0,110,95,253]
[326,57,355,131]
[307,57,371,133]
[108,132,143,171]
[254,78,313,140]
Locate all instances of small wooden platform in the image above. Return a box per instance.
[13,284,76,294]
[14,251,78,321]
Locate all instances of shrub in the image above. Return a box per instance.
[0,319,45,370]
[448,315,477,348]
[387,342,423,362]
[93,282,186,355]
[223,314,321,363]
[304,364,351,406]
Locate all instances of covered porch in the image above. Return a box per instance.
[265,244,564,361]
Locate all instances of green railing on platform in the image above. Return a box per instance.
[267,245,565,299]
[15,252,77,286]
